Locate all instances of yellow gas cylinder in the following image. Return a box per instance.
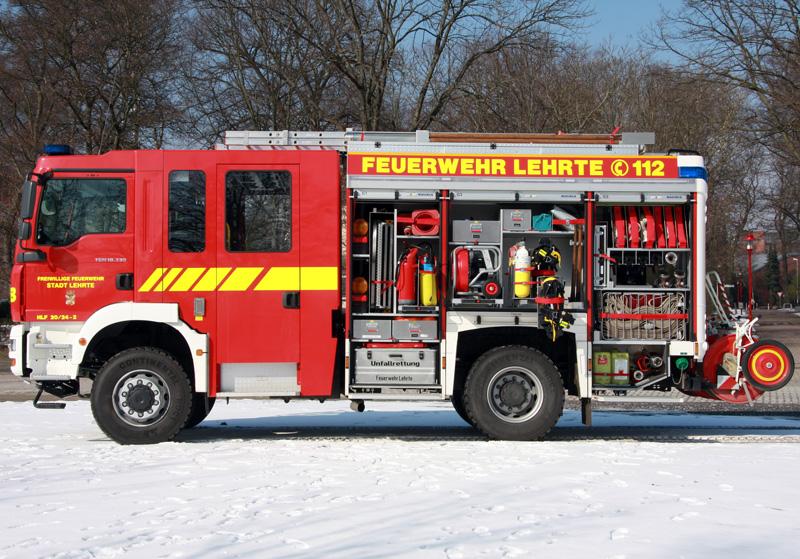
[420,255,438,306]
[513,241,531,298]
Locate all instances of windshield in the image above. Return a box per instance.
[36,178,127,246]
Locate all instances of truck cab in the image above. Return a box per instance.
[10,146,342,442]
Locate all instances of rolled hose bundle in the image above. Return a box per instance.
[601,293,686,340]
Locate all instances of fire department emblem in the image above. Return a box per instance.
[65,290,76,306]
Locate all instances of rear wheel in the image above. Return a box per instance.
[451,390,474,426]
[91,347,192,444]
[464,346,564,440]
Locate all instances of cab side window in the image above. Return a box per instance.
[225,170,291,252]
[168,171,206,253]
[36,178,126,246]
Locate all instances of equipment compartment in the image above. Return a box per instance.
[592,343,671,390]
[448,199,586,312]
[353,346,438,385]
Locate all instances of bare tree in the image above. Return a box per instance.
[185,0,353,138]
[652,0,800,238]
[0,0,187,153]
[188,0,590,133]
[0,0,189,286]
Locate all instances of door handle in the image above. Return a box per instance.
[282,291,300,309]
[116,273,134,291]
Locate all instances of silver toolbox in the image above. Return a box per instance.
[502,209,532,230]
[353,347,437,385]
[392,319,438,340]
[352,319,392,339]
[452,220,501,243]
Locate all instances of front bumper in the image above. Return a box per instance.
[8,322,82,380]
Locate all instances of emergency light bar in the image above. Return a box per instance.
[678,167,707,180]
[44,144,74,156]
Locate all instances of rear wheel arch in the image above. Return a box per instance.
[453,326,576,395]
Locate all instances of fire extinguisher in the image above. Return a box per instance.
[396,247,419,305]
[512,240,531,298]
[419,244,438,306]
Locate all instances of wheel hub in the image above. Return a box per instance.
[125,382,157,413]
[488,367,542,423]
[499,381,527,408]
[113,371,169,426]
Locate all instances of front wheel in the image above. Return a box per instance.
[464,346,564,440]
[184,394,216,429]
[91,347,192,444]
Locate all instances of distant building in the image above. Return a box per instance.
[732,231,799,307]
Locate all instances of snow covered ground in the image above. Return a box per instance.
[2,400,800,559]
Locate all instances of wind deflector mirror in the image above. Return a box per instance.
[20,180,37,220]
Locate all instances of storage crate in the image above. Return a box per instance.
[452,220,501,243]
[392,319,438,340]
[502,209,531,230]
[353,347,437,385]
[353,319,392,340]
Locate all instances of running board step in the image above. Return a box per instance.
[592,395,685,403]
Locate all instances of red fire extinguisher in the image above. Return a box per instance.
[396,247,419,305]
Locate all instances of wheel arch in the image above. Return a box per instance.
[452,326,577,395]
[75,303,209,392]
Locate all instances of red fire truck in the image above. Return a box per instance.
[8,130,795,444]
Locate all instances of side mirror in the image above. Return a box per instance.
[18,221,31,240]
[20,180,37,220]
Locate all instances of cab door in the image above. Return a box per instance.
[215,163,301,367]
[23,171,134,322]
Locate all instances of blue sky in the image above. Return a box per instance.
[586,0,667,47]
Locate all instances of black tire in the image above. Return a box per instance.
[451,390,474,426]
[464,345,564,440]
[742,339,795,391]
[90,347,192,444]
[184,394,216,429]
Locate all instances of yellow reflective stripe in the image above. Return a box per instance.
[192,268,232,291]
[139,268,166,292]
[255,267,300,291]
[170,268,206,292]
[153,268,183,292]
[300,267,338,290]
[219,267,264,291]
[142,266,339,292]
